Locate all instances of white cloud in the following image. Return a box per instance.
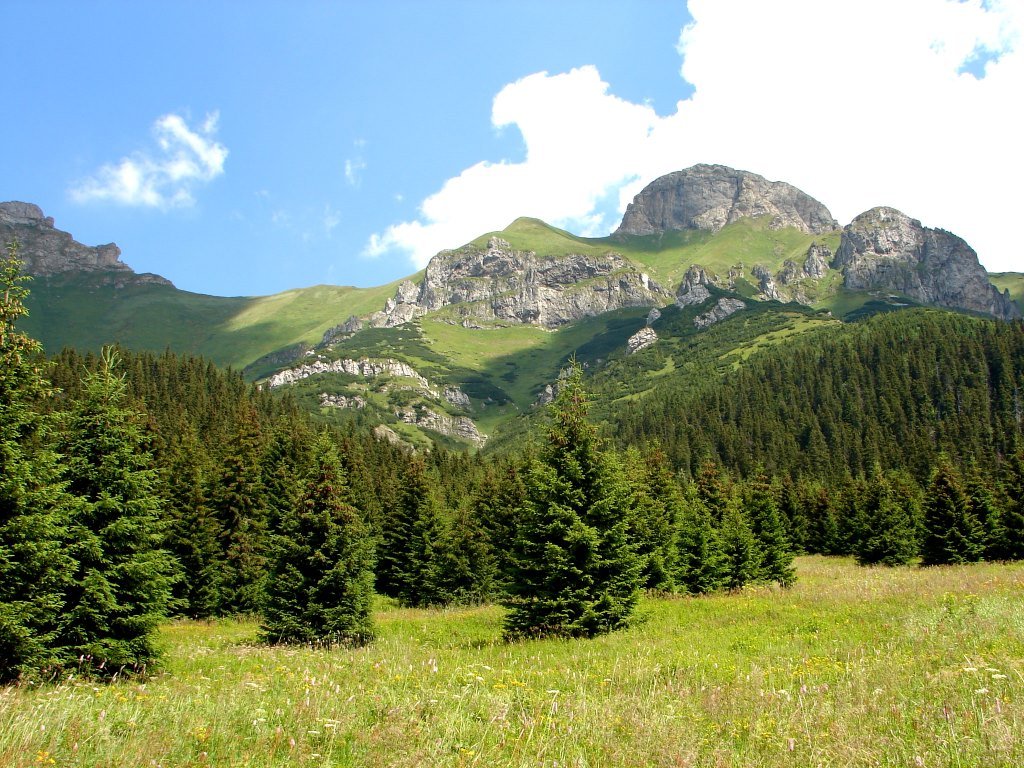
[71,112,227,208]
[368,0,1023,272]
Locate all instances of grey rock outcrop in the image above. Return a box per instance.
[615,165,838,237]
[322,315,364,344]
[694,298,746,329]
[627,326,658,354]
[752,264,782,301]
[803,242,832,279]
[395,406,487,447]
[676,265,713,307]
[319,393,367,409]
[833,207,1019,321]
[370,236,671,329]
[0,201,170,284]
[265,357,428,389]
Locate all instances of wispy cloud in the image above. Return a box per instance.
[367,0,1023,272]
[344,139,368,187]
[70,112,227,208]
[323,204,341,235]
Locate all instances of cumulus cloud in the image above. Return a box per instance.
[70,112,227,208]
[368,0,1023,272]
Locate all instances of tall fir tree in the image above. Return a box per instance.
[502,363,641,639]
[212,403,268,614]
[376,456,432,601]
[0,242,73,682]
[999,450,1024,560]
[162,426,224,618]
[261,431,375,645]
[921,457,985,565]
[742,470,795,586]
[58,348,175,675]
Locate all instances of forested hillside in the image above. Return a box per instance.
[605,310,1024,482]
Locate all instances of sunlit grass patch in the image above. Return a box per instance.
[2,557,1022,767]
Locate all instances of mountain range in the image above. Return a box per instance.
[4,164,1023,450]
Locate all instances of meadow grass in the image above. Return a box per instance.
[2,557,1022,767]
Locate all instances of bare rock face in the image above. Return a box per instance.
[676,265,713,307]
[833,207,1020,321]
[694,297,746,329]
[370,236,671,329]
[627,326,658,354]
[615,165,838,237]
[0,201,169,283]
[752,264,783,301]
[395,405,487,447]
[803,242,832,279]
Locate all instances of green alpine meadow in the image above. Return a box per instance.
[2,158,1024,767]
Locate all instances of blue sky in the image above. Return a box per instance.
[3,1,1022,297]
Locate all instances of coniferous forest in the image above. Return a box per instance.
[3,241,1024,684]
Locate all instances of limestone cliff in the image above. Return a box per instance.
[615,164,838,237]
[833,207,1019,321]
[0,201,170,285]
[369,236,671,329]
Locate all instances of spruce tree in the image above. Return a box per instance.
[853,469,920,566]
[742,470,796,586]
[0,242,73,682]
[376,456,432,600]
[58,348,175,675]
[999,451,1024,560]
[502,363,640,639]
[921,458,985,565]
[212,404,268,614]
[261,431,375,645]
[622,447,677,592]
[673,495,725,595]
[719,503,761,591]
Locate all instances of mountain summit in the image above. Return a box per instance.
[0,201,170,285]
[615,164,838,237]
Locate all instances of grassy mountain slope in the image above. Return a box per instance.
[22,272,402,371]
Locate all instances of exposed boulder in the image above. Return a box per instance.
[369,236,671,329]
[627,326,658,354]
[833,207,1020,321]
[0,201,170,284]
[694,298,746,329]
[615,165,838,237]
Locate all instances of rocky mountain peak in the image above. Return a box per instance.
[1,201,170,285]
[615,164,838,237]
[367,233,671,330]
[833,206,1019,321]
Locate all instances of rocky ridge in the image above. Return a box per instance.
[832,207,1019,321]
[0,201,170,285]
[368,236,672,330]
